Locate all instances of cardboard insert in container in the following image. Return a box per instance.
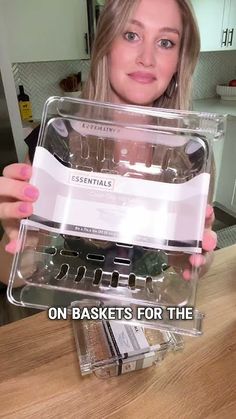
[7,97,226,336]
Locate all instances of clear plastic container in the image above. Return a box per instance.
[72,300,184,377]
[7,97,226,336]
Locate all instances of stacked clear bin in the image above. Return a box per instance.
[7,97,225,376]
[72,300,184,377]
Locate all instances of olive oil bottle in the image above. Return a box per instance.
[18,85,33,122]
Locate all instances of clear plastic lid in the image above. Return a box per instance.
[7,97,226,336]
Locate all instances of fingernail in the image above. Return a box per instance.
[24,187,39,199]
[5,240,17,253]
[5,240,21,253]
[189,254,206,267]
[182,269,192,281]
[202,231,217,252]
[206,204,214,218]
[5,242,15,253]
[19,203,31,213]
[20,166,31,179]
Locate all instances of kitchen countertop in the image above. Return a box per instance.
[0,245,236,418]
[193,97,236,117]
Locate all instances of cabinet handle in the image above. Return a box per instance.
[221,28,228,47]
[227,28,234,47]
[84,33,89,55]
[231,179,236,207]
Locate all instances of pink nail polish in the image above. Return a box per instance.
[5,241,16,253]
[19,203,30,213]
[206,204,214,218]
[20,166,31,179]
[189,254,206,267]
[5,240,21,253]
[203,232,217,251]
[24,187,39,199]
[183,269,192,281]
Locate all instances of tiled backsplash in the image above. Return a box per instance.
[13,50,236,120]
[12,60,91,121]
[193,51,236,99]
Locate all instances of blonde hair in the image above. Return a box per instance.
[82,0,200,110]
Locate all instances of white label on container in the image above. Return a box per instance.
[30,146,210,252]
[120,351,157,373]
[121,361,137,374]
[105,321,150,357]
[141,351,157,369]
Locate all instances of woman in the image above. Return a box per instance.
[83,0,198,109]
[0,0,216,285]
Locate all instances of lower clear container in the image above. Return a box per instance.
[72,301,184,378]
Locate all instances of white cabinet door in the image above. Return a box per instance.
[191,0,236,51]
[191,0,225,52]
[215,118,236,216]
[225,0,236,49]
[1,0,89,62]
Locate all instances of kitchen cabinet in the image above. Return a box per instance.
[215,117,236,216]
[1,0,89,63]
[225,0,236,49]
[193,99,236,208]
[191,0,236,51]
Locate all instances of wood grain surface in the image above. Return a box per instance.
[0,246,236,419]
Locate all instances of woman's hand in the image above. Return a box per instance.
[167,204,217,280]
[0,163,39,254]
[1,163,217,281]
[184,204,217,280]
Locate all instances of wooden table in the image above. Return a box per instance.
[1,246,236,419]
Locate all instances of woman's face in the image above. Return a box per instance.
[108,0,183,106]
